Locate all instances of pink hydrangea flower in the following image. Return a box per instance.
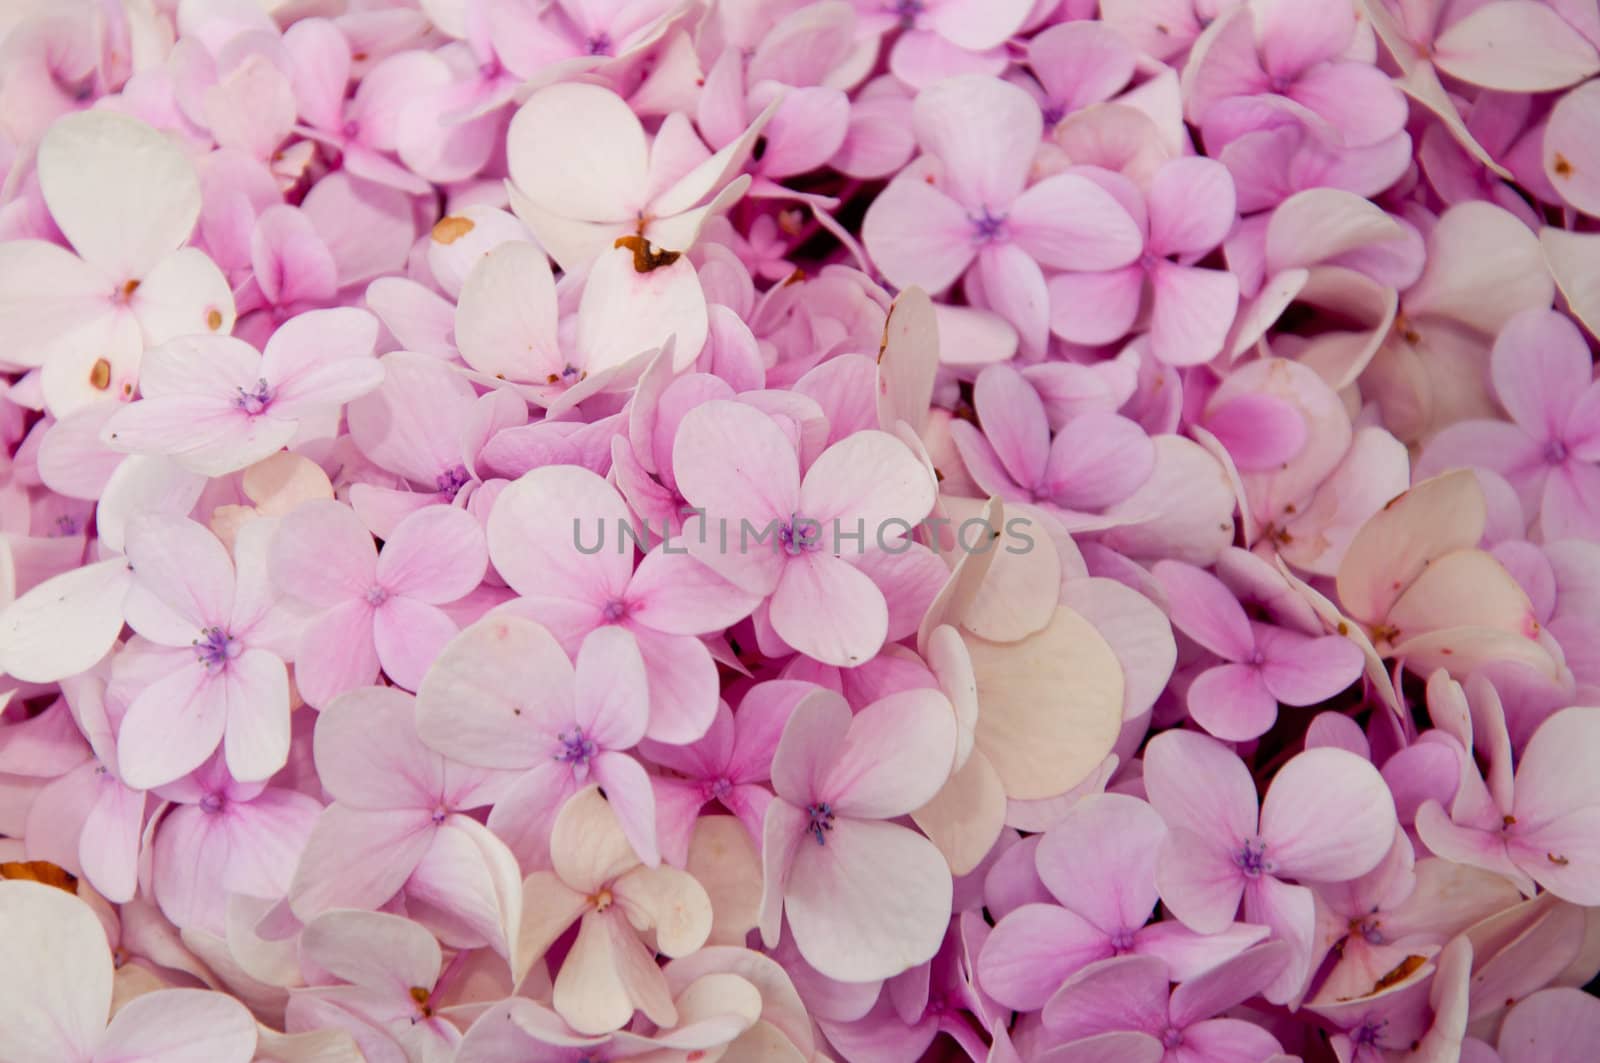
[759,687,957,982]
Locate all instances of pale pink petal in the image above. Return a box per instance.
[1147,157,1236,256]
[625,548,760,636]
[860,179,977,294]
[1042,412,1155,511]
[574,625,649,750]
[220,648,291,783]
[1028,22,1138,113]
[259,307,382,412]
[628,627,721,745]
[1039,954,1169,1040]
[575,247,707,375]
[132,248,237,348]
[312,686,443,809]
[301,908,440,996]
[1151,561,1254,662]
[979,904,1113,1011]
[1009,174,1145,271]
[590,753,659,868]
[486,464,632,616]
[1175,1017,1285,1062]
[377,505,486,603]
[1187,662,1279,742]
[799,429,937,539]
[1258,748,1397,882]
[288,805,436,920]
[1542,459,1600,541]
[38,110,200,279]
[507,81,647,223]
[1513,706,1600,828]
[672,400,796,593]
[1490,310,1592,442]
[1497,987,1600,1063]
[822,689,957,819]
[1255,626,1364,706]
[415,615,577,771]
[373,597,459,692]
[1433,1,1600,92]
[976,241,1050,355]
[95,987,256,1063]
[1036,1032,1165,1063]
[912,75,1040,210]
[785,818,952,983]
[769,553,889,668]
[1047,266,1145,346]
[117,667,228,791]
[769,689,852,807]
[0,241,121,371]
[1147,262,1239,367]
[971,364,1050,491]
[1036,792,1164,932]
[0,879,113,1063]
[454,241,564,383]
[270,498,377,608]
[292,600,381,710]
[1155,827,1247,935]
[1239,878,1316,1004]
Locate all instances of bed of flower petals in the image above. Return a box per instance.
[3,0,1600,1060]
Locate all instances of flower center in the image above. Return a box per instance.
[777,515,821,555]
[971,209,1008,244]
[430,805,449,825]
[1359,919,1385,944]
[193,627,240,671]
[1041,102,1065,127]
[1109,927,1136,952]
[892,0,924,28]
[590,887,613,912]
[585,32,613,55]
[1545,439,1570,465]
[1234,836,1272,878]
[233,378,274,415]
[1353,1018,1386,1046]
[199,792,225,814]
[601,598,629,623]
[435,465,471,499]
[708,776,733,801]
[365,585,389,607]
[554,729,598,769]
[805,802,835,845]
[1162,1026,1184,1049]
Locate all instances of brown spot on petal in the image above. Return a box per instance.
[1554,152,1575,178]
[408,985,433,1018]
[782,268,806,287]
[206,308,223,330]
[777,209,804,236]
[431,216,476,244]
[1503,814,1518,828]
[89,358,112,390]
[1549,852,1570,866]
[590,887,614,912]
[1371,955,1426,993]
[121,279,140,298]
[0,860,77,892]
[614,234,680,273]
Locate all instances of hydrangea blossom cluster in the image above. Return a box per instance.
[2,0,1600,1060]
